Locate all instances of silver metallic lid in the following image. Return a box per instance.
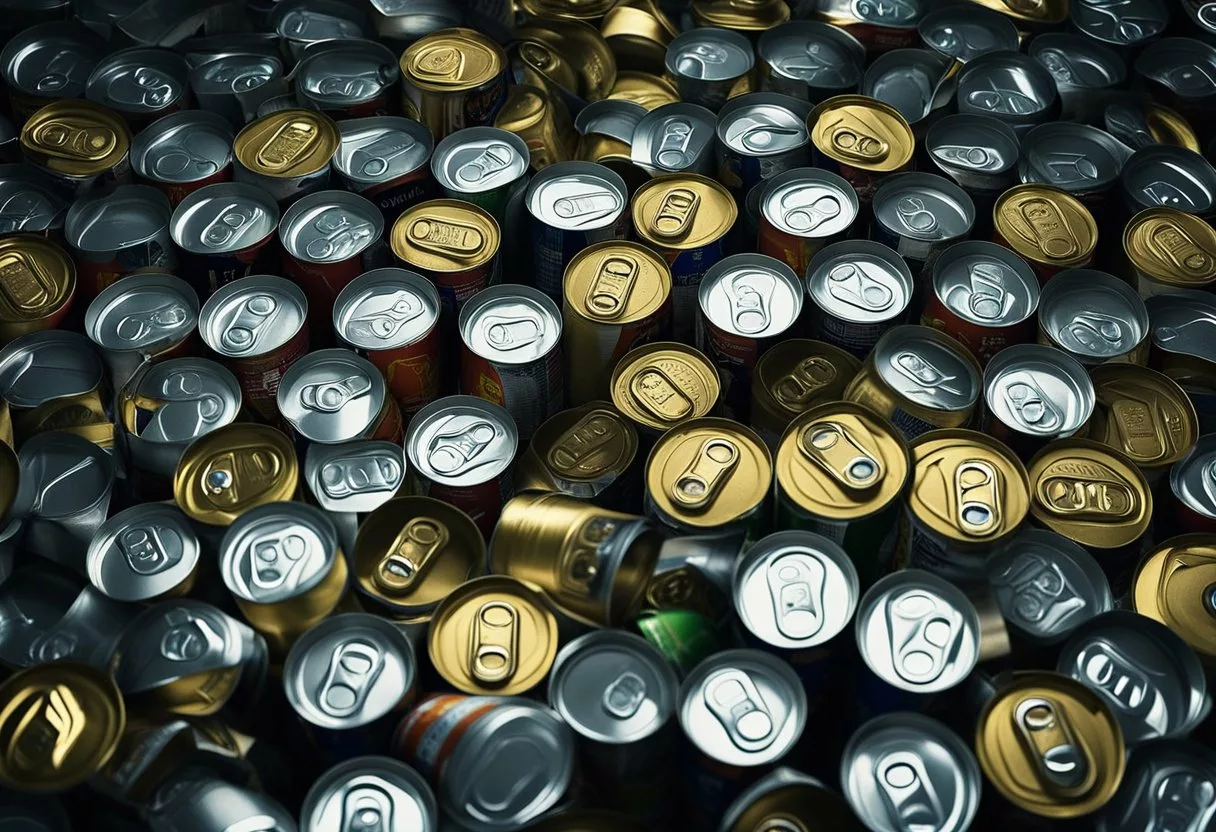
[988,527,1112,646]
[548,629,678,745]
[170,181,280,255]
[131,110,234,185]
[458,283,561,366]
[188,52,282,97]
[931,240,1039,328]
[405,395,518,487]
[733,530,859,651]
[1136,38,1216,103]
[198,274,307,358]
[84,47,188,114]
[304,440,406,514]
[0,330,103,409]
[1029,33,1127,91]
[1121,145,1216,216]
[271,0,370,49]
[15,429,112,518]
[0,163,68,234]
[1095,739,1216,832]
[277,348,388,444]
[715,93,810,159]
[806,240,913,325]
[698,253,803,339]
[432,127,528,195]
[1146,289,1216,364]
[925,113,1020,180]
[65,184,173,256]
[284,612,415,730]
[872,172,975,244]
[862,48,957,125]
[280,189,383,265]
[631,102,717,175]
[295,38,399,107]
[332,267,440,351]
[983,343,1094,438]
[219,502,343,604]
[1171,433,1216,521]
[1019,123,1132,195]
[301,756,437,832]
[956,51,1058,125]
[679,648,807,767]
[120,357,242,444]
[525,161,628,232]
[872,324,980,413]
[87,503,200,603]
[759,166,858,239]
[757,20,866,91]
[335,116,434,186]
[575,99,646,145]
[665,27,754,83]
[918,5,1018,63]
[1072,0,1169,46]
[0,21,107,100]
[841,712,982,832]
[85,272,199,355]
[855,569,980,694]
[148,775,297,832]
[1038,268,1149,362]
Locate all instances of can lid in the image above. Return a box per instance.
[698,253,802,339]
[1095,739,1216,832]
[754,339,861,420]
[304,440,406,515]
[563,240,671,325]
[759,166,858,239]
[0,235,75,326]
[233,108,339,179]
[808,94,914,174]
[335,116,433,186]
[301,756,437,832]
[170,182,279,255]
[526,161,628,232]
[0,330,101,407]
[0,21,107,100]
[1038,268,1148,362]
[575,99,647,145]
[432,126,528,196]
[66,183,173,256]
[405,395,517,487]
[1028,33,1128,91]
[15,430,113,521]
[118,358,242,451]
[931,240,1039,329]
[861,48,955,126]
[198,274,307,359]
[757,21,865,89]
[280,190,384,265]
[806,240,913,325]
[131,109,234,185]
[0,163,69,235]
[691,0,789,29]
[1122,145,1216,217]
[85,273,199,355]
[20,99,131,179]
[1071,0,1168,45]
[1124,207,1216,289]
[188,52,284,97]
[918,5,1019,63]
[956,51,1058,121]
[87,503,201,603]
[333,267,440,352]
[294,39,398,107]
[994,184,1098,268]
[1170,433,1216,522]
[610,341,720,432]
[925,113,1020,181]
[665,27,754,83]
[716,93,810,160]
[630,102,717,175]
[84,47,188,115]
[633,172,735,250]
[1088,364,1198,471]
[458,284,562,366]
[1133,534,1216,664]
[983,343,1093,438]
[527,402,638,490]
[174,423,299,526]
[872,324,981,414]
[400,27,505,92]
[391,199,500,273]
[1145,289,1216,364]
[1135,38,1216,102]
[219,502,342,604]
[872,171,976,244]
[1019,122,1131,196]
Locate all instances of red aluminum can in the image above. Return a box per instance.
[756,167,860,279]
[130,110,234,207]
[332,116,435,224]
[63,183,177,302]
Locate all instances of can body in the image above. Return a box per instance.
[63,184,177,302]
[334,116,436,223]
[756,167,860,277]
[399,29,510,139]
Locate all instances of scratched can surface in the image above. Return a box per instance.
[170,182,281,298]
[757,166,859,278]
[130,110,234,207]
[334,115,435,224]
[399,27,509,139]
[804,239,913,359]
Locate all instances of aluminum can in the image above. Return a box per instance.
[663,28,753,114]
[278,349,405,447]
[1145,291,1216,434]
[1087,363,1197,483]
[399,28,509,139]
[630,101,717,177]
[600,1,675,77]
[918,5,1018,63]
[1037,268,1150,366]
[86,503,201,603]
[921,241,1039,367]
[1028,33,1126,124]
[751,339,860,449]
[721,768,860,832]
[19,99,132,196]
[871,172,975,269]
[270,0,373,58]
[805,240,913,358]
[233,108,340,205]
[633,608,722,679]
[147,776,296,832]
[898,427,1030,582]
[562,241,673,406]
[609,72,680,111]
[924,112,1020,204]
[294,39,400,119]
[691,0,789,31]
[756,21,865,103]
[955,51,1061,136]
[714,93,812,200]
[526,161,630,302]
[1095,740,1216,832]
[1071,0,1167,50]
[0,21,107,125]
[992,184,1098,283]
[491,491,663,627]
[84,47,190,132]
[1120,145,1216,219]
[1169,434,1216,534]
[548,630,679,823]
[188,52,288,130]
[757,167,859,277]
[63,184,177,302]
[1134,535,1216,669]
[334,116,434,223]
[841,713,981,832]
[304,439,405,555]
[0,330,111,447]
[805,0,921,53]
[574,99,645,169]
[677,649,807,827]
[645,529,741,622]
[0,233,74,344]
[0,567,131,671]
[173,422,299,527]
[610,341,720,438]
[0,162,68,236]
[301,756,438,832]
[198,274,309,420]
[1135,39,1216,137]
[1018,122,1132,205]
[860,47,957,132]
[1124,207,1216,297]
[1103,100,1199,154]
[431,126,528,225]
[405,395,517,539]
[982,343,1094,459]
[807,95,914,205]
[333,267,442,417]
[130,110,234,207]
[170,182,280,298]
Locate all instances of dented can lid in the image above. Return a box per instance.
[332,267,440,352]
[956,51,1058,128]
[277,348,389,444]
[131,110,234,186]
[1072,0,1168,46]
[664,27,754,83]
[432,126,528,196]
[984,343,1093,439]
[335,116,433,187]
[65,184,173,256]
[759,166,858,240]
[699,253,802,339]
[757,20,866,92]
[806,240,913,325]
[85,47,189,116]
[931,240,1039,329]
[170,181,280,256]
[873,324,981,414]
[272,0,371,48]
[526,161,628,232]
[405,395,517,487]
[280,189,384,265]
[872,171,975,246]
[294,38,399,108]
[458,284,561,366]
[918,4,1019,63]
[199,274,307,359]
[0,21,108,102]
[302,756,437,832]
[86,503,201,603]
[1019,123,1132,196]
[118,357,242,449]
[1038,268,1149,363]
[1095,739,1216,832]
[861,48,956,126]
[219,501,342,604]
[189,52,283,98]
[1146,289,1216,364]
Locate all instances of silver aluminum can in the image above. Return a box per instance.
[277,348,401,445]
[1146,290,1216,433]
[918,5,1018,63]
[84,47,191,131]
[1018,122,1133,204]
[301,756,438,832]
[861,48,958,131]
[431,126,529,225]
[334,115,435,222]
[0,570,131,671]
[293,38,400,119]
[756,166,859,276]
[805,0,926,48]
[804,239,913,358]
[1028,33,1126,123]
[664,28,754,113]
[86,503,202,603]
[955,51,1060,136]
[871,172,975,267]
[369,0,461,44]
[525,161,629,301]
[0,329,110,447]
[188,53,288,129]
[1120,145,1216,219]
[458,284,563,441]
[574,99,645,151]
[1071,0,1168,51]
[924,113,1020,196]
[0,161,68,235]
[304,439,406,555]
[1135,38,1216,135]
[147,776,296,832]
[1094,739,1216,832]
[171,182,280,297]
[630,102,717,177]
[841,712,981,832]
[0,21,107,124]
[983,343,1093,458]
[271,0,373,61]
[130,110,235,207]
[1170,433,1216,533]
[1037,268,1150,366]
[756,21,865,103]
[714,92,812,199]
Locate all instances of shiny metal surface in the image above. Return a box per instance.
[85,47,188,115]
[760,166,858,239]
[458,284,562,364]
[699,253,802,339]
[1038,268,1149,363]
[1095,740,1216,832]
[716,94,809,159]
[0,574,130,670]
[806,240,913,325]
[85,272,198,355]
[294,38,398,108]
[1120,146,1216,217]
[1146,289,1216,365]
[956,51,1059,132]
[1030,33,1127,92]
[219,502,342,604]
[1171,433,1216,521]
[665,27,753,83]
[280,190,383,264]
[925,113,1020,190]
[301,756,437,832]
[757,21,865,97]
[1019,123,1132,196]
[304,440,405,515]
[918,5,1018,63]
[631,102,717,175]
[148,775,297,832]
[405,395,517,486]
[1072,0,1169,46]
[199,274,307,358]
[0,330,103,408]
[335,116,433,187]
[86,504,200,602]
[525,161,627,231]
[0,163,68,235]
[65,184,174,257]
[171,182,279,255]
[333,267,440,351]
[872,172,975,251]
[0,21,107,102]
[432,126,528,195]
[575,99,646,145]
[862,48,957,125]
[931,241,1038,328]
[131,110,234,185]
[278,348,390,444]
[984,343,1094,439]
[872,324,980,414]
[1135,38,1216,103]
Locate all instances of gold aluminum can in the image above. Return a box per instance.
[607,71,680,110]
[601,1,678,76]
[390,199,500,278]
[1122,207,1216,295]
[808,95,915,174]
[515,19,617,104]
[400,28,509,139]
[610,341,720,436]
[515,401,640,507]
[518,0,616,22]
[969,0,1068,25]
[751,339,862,450]
[577,132,631,164]
[1026,438,1151,551]
[644,417,771,536]
[352,496,485,620]
[427,574,558,695]
[494,84,576,170]
[993,185,1098,281]
[232,109,339,195]
[631,173,737,254]
[1133,534,1216,667]
[0,662,125,793]
[976,671,1124,818]
[490,491,663,626]
[691,0,790,31]
[174,424,299,526]
[0,234,76,344]
[1087,363,1197,479]
[19,99,130,182]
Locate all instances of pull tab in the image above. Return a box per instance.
[1013,696,1093,795]
[1063,312,1125,352]
[886,590,962,686]
[630,366,693,422]
[300,374,372,413]
[317,640,385,718]
[585,255,637,320]
[115,301,189,343]
[548,413,620,475]
[875,751,945,832]
[671,437,739,510]
[407,217,484,256]
[558,516,616,595]
[727,271,774,334]
[456,142,513,183]
[655,118,694,169]
[255,120,317,171]
[956,460,1001,537]
[1080,642,1156,720]
[553,189,620,226]
[1149,222,1213,278]
[483,314,542,351]
[772,357,837,409]
[468,601,518,685]
[780,191,841,233]
[602,671,648,719]
[754,818,807,832]
[117,526,175,576]
[353,131,416,178]
[374,518,447,595]
[650,187,700,239]
[221,294,278,354]
[249,530,311,592]
[827,263,895,312]
[9,684,85,770]
[426,419,497,474]
[349,292,425,341]
[933,144,1001,171]
[739,123,803,153]
[1018,198,1079,260]
[797,420,883,493]
[202,449,280,507]
[823,112,890,163]
[0,252,54,311]
[964,262,1014,321]
[891,351,963,397]
[1039,475,1136,520]
[1003,375,1063,432]
[1109,392,1165,460]
[340,782,394,832]
[703,668,776,752]
[766,551,826,641]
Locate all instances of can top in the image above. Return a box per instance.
[1038,268,1149,362]
[678,648,806,767]
[1170,433,1216,522]
[841,712,981,832]
[15,431,113,521]
[526,402,638,492]
[956,51,1058,121]
[233,108,340,179]
[301,756,437,832]
[0,662,124,793]
[272,0,369,45]
[563,240,672,325]
[174,423,299,526]
[665,27,753,82]
[85,47,188,116]
[526,161,628,232]
[1103,101,1199,154]
[405,395,517,487]
[808,95,914,174]
[1121,145,1216,217]
[1019,123,1131,196]
[1028,33,1128,91]
[989,527,1112,646]
[400,27,506,92]
[634,173,736,250]
[86,503,200,603]
[220,501,341,605]
[170,181,280,255]
[1135,38,1216,102]
[548,629,678,744]
[0,234,75,326]
[716,93,810,159]
[391,199,500,272]
[993,184,1097,269]
[610,341,720,432]
[759,166,858,240]
[20,99,131,179]
[432,126,528,196]
[1095,739,1216,832]
[0,330,101,408]
[757,21,865,90]
[118,358,241,452]
[280,189,384,264]
[691,0,790,28]
[608,71,680,110]
[278,348,389,444]
[872,324,981,414]
[630,101,717,175]
[1145,289,1216,364]
[647,418,771,529]
[189,52,284,98]
[806,240,913,325]
[856,569,980,694]
[1124,207,1216,289]
[1071,0,1168,46]
[428,574,558,695]
[754,339,860,421]
[1088,364,1198,471]
[284,612,414,730]
[983,343,1093,438]
[65,183,173,255]
[873,171,976,245]
[0,20,107,101]
[517,0,616,20]
[295,39,399,107]
[130,110,234,185]
[335,116,434,187]
[458,284,562,366]
[1027,438,1151,549]
[699,253,802,339]
[976,671,1125,818]
[918,5,1019,63]
[932,240,1040,329]
[198,274,307,359]
[721,767,864,832]
[304,440,405,515]
[332,267,440,351]
[575,99,647,145]
[1134,535,1216,664]
[0,162,69,235]
[861,48,955,127]
[925,113,1020,182]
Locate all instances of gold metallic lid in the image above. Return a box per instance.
[1123,207,1216,289]
[632,173,737,251]
[1026,438,1151,549]
[233,108,339,180]
[994,184,1098,269]
[527,401,638,486]
[1133,534,1216,663]
[646,417,771,529]
[564,240,671,325]
[515,19,617,103]
[1087,363,1198,471]
[400,27,506,92]
[494,84,576,170]
[517,0,617,21]
[1121,104,1199,153]
[0,662,125,793]
[808,95,914,174]
[607,71,679,110]
[909,428,1030,546]
[610,341,720,432]
[428,574,559,695]
[776,400,909,521]
[601,2,679,52]
[20,99,130,179]
[969,0,1068,24]
[755,339,862,421]
[174,423,299,526]
[391,199,500,273]
[0,235,75,325]
[976,671,1124,818]
[691,0,790,30]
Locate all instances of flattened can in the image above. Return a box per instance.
[610,341,721,439]
[19,99,132,196]
[293,38,400,119]
[458,284,563,441]
[130,110,234,207]
[170,182,281,298]
[714,92,812,199]
[0,21,107,125]
[1036,268,1149,366]
[1086,363,1198,481]
[232,108,340,205]
[983,343,1094,460]
[84,47,191,132]
[807,94,914,206]
[757,166,859,278]
[334,116,435,223]
[0,330,111,447]
[0,233,75,344]
[751,339,861,449]
[0,162,68,237]
[992,184,1098,283]
[756,21,866,103]
[1123,207,1216,297]
[399,28,509,139]
[63,184,177,302]
[664,28,754,113]
[277,348,404,445]
[804,239,913,358]
[1168,434,1216,534]
[871,172,976,269]
[431,126,529,225]
[173,422,300,527]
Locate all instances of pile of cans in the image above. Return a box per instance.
[1,0,1216,829]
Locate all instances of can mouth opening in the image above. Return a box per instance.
[608,527,664,627]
